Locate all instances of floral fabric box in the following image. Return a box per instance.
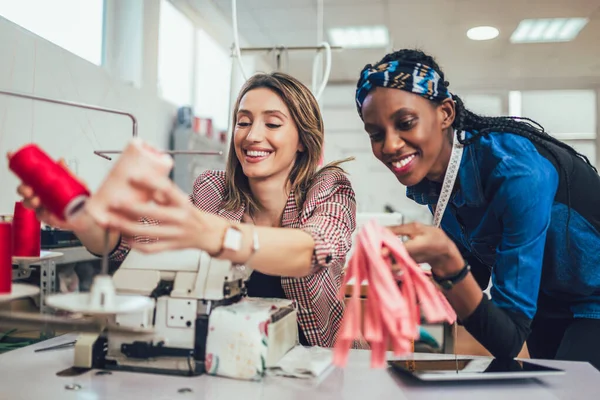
[204,297,298,380]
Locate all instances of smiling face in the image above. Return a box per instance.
[233,87,303,182]
[360,87,455,186]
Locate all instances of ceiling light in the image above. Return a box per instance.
[466,26,500,41]
[328,25,389,49]
[510,18,588,43]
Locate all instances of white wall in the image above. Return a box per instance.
[0,0,265,216]
[0,6,179,216]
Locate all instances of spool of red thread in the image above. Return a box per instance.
[0,221,12,294]
[8,144,90,221]
[12,201,41,257]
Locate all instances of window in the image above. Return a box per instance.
[194,29,232,131]
[157,0,194,106]
[0,0,104,65]
[461,94,503,116]
[511,90,597,166]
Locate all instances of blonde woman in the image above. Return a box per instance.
[16,72,360,348]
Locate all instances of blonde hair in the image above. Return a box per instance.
[223,72,351,213]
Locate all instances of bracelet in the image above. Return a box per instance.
[432,263,471,290]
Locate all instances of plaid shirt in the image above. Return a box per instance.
[110,168,361,348]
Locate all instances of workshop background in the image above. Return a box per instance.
[0,0,598,357]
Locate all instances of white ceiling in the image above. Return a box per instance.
[190,0,600,90]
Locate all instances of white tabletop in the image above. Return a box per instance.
[12,250,64,264]
[0,334,598,399]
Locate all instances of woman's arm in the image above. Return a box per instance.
[391,156,558,359]
[462,157,558,358]
[216,223,315,277]
[106,170,356,278]
[218,181,355,277]
[391,222,532,359]
[72,211,122,256]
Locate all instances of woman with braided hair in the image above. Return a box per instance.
[356,49,600,369]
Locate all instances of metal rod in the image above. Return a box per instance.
[0,89,224,162]
[0,89,138,138]
[101,228,110,276]
[0,88,138,161]
[238,45,342,52]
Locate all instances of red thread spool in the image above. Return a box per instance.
[0,222,12,294]
[8,144,90,221]
[12,201,41,257]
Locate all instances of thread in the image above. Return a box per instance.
[334,220,457,368]
[0,222,12,294]
[12,201,41,257]
[8,144,90,221]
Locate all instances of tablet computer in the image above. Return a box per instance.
[388,358,565,381]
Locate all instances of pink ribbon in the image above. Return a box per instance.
[334,220,457,368]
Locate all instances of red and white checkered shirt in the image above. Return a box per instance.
[110,168,362,348]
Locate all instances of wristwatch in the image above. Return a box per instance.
[211,225,243,258]
[432,263,471,290]
[212,224,259,263]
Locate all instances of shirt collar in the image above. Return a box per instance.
[218,189,299,225]
[406,134,484,208]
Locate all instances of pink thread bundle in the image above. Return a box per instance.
[333,220,457,368]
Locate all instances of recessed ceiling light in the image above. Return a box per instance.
[328,25,389,49]
[467,26,500,41]
[510,18,588,43]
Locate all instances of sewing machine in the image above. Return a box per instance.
[70,249,298,377]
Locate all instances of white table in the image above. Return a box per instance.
[0,334,598,399]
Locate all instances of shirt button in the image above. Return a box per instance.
[326,255,332,263]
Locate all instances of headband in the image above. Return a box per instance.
[355,60,452,118]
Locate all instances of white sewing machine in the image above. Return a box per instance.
[71,249,298,376]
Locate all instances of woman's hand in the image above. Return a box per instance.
[8,152,79,230]
[105,175,228,254]
[386,222,465,278]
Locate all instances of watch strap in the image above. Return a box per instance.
[210,224,242,258]
[211,224,259,264]
[432,263,471,290]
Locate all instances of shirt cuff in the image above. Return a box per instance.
[87,234,130,262]
[302,225,335,273]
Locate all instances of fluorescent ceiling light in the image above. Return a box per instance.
[510,18,588,43]
[467,26,500,41]
[328,25,389,48]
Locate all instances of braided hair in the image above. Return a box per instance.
[363,49,598,247]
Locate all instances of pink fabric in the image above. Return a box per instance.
[334,220,457,368]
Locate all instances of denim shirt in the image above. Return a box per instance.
[407,131,600,320]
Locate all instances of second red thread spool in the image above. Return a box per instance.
[0,221,12,294]
[12,201,41,257]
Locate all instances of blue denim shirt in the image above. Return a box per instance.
[407,131,600,320]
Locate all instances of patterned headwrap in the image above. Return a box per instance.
[355,60,452,119]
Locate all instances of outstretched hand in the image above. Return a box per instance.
[386,222,465,278]
[105,174,227,255]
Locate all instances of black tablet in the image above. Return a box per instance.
[388,358,565,381]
